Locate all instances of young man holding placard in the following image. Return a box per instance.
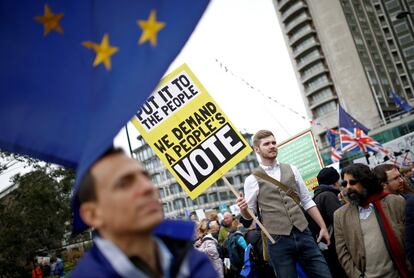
[237,130,331,278]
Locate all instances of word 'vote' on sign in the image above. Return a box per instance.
[173,124,246,192]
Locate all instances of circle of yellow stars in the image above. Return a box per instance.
[34,5,166,71]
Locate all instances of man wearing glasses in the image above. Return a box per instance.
[334,163,411,278]
[373,163,414,199]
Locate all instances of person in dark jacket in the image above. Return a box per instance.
[71,148,216,278]
[406,195,414,268]
[314,167,347,278]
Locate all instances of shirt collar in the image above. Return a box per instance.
[358,203,374,212]
[94,235,172,278]
[259,160,279,171]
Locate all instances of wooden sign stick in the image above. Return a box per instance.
[222,176,276,244]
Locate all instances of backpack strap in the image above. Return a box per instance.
[252,169,301,205]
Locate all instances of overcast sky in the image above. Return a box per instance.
[115,0,310,152]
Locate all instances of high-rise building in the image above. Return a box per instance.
[272,0,414,152]
[133,133,258,219]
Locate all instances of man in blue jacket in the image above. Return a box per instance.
[71,148,216,277]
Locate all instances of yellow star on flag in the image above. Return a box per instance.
[137,10,166,47]
[34,4,64,36]
[82,34,119,70]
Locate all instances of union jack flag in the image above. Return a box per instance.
[331,146,343,162]
[339,105,386,154]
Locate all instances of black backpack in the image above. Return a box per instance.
[225,231,245,271]
[202,237,227,260]
[243,229,276,278]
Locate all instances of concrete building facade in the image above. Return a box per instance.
[272,0,414,149]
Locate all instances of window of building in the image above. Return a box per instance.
[285,12,308,31]
[209,193,218,202]
[354,36,364,46]
[313,101,337,118]
[173,198,186,210]
[159,188,165,198]
[399,34,414,46]
[198,194,208,205]
[405,46,414,57]
[301,62,324,78]
[381,77,390,85]
[305,75,329,89]
[293,36,316,53]
[309,88,334,106]
[405,88,413,98]
[170,183,182,194]
[233,175,242,185]
[289,24,312,43]
[187,197,194,207]
[219,191,229,201]
[296,49,320,66]
[163,203,169,213]
[165,170,173,180]
[385,1,400,10]
[394,22,408,34]
[152,173,161,184]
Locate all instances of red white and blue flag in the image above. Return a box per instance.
[339,105,386,154]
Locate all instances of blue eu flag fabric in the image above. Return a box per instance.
[339,105,369,133]
[0,1,208,173]
[0,1,209,234]
[390,90,413,113]
[326,129,337,148]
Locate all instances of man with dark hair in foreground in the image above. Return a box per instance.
[334,163,411,278]
[71,149,216,277]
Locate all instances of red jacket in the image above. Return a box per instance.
[32,266,43,278]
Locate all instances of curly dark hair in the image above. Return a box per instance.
[341,163,383,195]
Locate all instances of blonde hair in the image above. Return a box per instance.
[197,219,209,238]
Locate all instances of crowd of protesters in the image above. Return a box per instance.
[192,130,414,278]
[31,255,65,278]
[64,133,414,277]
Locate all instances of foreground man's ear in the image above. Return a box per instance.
[80,202,103,230]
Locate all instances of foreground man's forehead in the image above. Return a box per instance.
[92,153,141,182]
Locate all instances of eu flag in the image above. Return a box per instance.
[326,129,338,148]
[0,1,209,177]
[339,105,369,133]
[390,90,413,113]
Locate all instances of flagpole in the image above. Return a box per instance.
[125,124,133,158]
[365,152,370,165]
[371,89,387,125]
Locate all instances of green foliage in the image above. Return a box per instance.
[0,165,75,277]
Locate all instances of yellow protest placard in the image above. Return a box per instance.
[132,64,252,199]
